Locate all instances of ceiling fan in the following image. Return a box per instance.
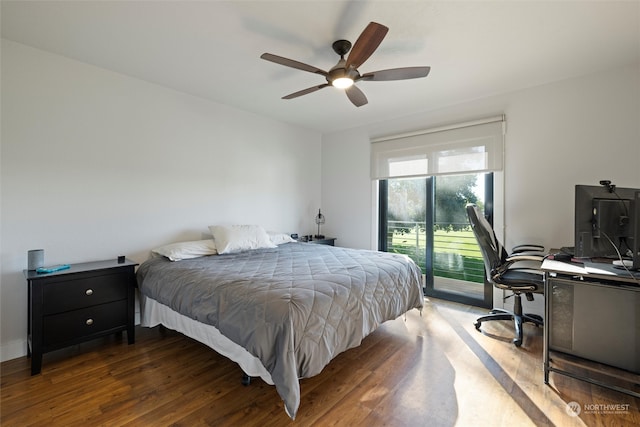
[260,22,431,107]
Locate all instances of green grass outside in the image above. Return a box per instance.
[388,227,485,283]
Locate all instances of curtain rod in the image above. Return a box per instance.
[371,114,505,143]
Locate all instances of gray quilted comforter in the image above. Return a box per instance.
[136,242,424,418]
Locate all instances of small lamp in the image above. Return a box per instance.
[315,209,325,239]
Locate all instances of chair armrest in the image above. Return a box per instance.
[495,253,545,277]
[505,252,546,263]
[512,244,545,253]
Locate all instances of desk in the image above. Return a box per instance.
[541,259,640,398]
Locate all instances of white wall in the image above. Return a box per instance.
[0,40,322,361]
[2,38,638,361]
[321,128,377,250]
[322,63,640,312]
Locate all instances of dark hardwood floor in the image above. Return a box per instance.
[2,298,638,426]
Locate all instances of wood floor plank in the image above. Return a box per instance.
[2,298,639,426]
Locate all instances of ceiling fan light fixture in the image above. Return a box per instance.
[260,22,430,107]
[332,77,354,89]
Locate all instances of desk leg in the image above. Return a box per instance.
[543,272,550,384]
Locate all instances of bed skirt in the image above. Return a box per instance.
[139,294,274,385]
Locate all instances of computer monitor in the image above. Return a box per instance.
[574,182,639,261]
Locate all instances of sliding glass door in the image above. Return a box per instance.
[379,173,493,308]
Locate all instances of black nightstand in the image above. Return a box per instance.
[24,258,137,375]
[308,237,336,246]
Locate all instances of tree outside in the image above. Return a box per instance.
[385,175,485,284]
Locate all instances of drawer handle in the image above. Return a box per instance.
[86,318,94,326]
[85,289,93,296]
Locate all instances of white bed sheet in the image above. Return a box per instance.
[140,293,274,385]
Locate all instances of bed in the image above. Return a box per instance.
[136,236,423,419]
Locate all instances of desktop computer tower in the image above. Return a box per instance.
[549,277,640,374]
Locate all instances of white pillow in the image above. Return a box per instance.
[268,231,296,245]
[152,239,217,261]
[209,225,277,254]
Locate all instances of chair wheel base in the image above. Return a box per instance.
[527,314,543,325]
[473,306,543,347]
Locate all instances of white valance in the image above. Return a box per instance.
[371,115,505,180]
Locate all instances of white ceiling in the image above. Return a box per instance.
[2,1,639,133]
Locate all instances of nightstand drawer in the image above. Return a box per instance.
[42,273,129,315]
[43,300,128,346]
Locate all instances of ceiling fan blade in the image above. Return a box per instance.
[360,66,431,81]
[345,85,368,107]
[345,22,389,70]
[260,53,329,77]
[282,83,330,100]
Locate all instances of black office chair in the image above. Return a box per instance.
[465,203,545,347]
